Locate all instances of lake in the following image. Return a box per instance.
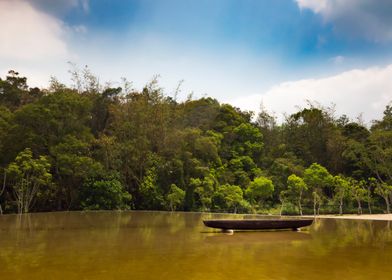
[1,211,391,279]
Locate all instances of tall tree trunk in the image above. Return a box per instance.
[368,202,372,214]
[389,193,392,209]
[298,192,303,216]
[280,201,284,216]
[367,189,372,214]
[313,197,317,216]
[298,201,303,216]
[357,200,362,215]
[384,196,390,214]
[339,198,343,215]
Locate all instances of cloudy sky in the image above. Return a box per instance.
[1,0,392,123]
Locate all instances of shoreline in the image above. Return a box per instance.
[302,214,392,221]
[1,210,392,221]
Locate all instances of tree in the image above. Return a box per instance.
[139,167,164,209]
[368,105,392,184]
[287,174,307,215]
[80,175,131,210]
[303,163,333,215]
[0,70,34,110]
[278,190,289,216]
[51,135,103,209]
[333,175,350,215]
[3,70,392,215]
[284,106,335,169]
[0,106,12,162]
[363,178,374,214]
[374,182,392,214]
[216,184,246,213]
[166,184,185,211]
[312,191,323,216]
[245,176,274,209]
[6,148,51,213]
[349,179,367,215]
[192,175,215,211]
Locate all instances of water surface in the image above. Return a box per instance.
[1,211,391,280]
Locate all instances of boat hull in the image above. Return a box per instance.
[203,219,313,230]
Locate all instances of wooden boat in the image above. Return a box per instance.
[203,219,313,231]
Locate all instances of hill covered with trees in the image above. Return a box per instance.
[1,69,392,215]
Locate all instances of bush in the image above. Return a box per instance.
[80,175,131,210]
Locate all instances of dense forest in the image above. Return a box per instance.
[1,69,392,215]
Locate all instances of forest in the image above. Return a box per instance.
[0,68,392,215]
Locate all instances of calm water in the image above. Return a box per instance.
[1,211,392,280]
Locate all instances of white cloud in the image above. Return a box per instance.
[0,0,68,61]
[230,65,392,124]
[330,55,345,65]
[72,25,88,34]
[0,0,91,87]
[296,0,330,13]
[295,0,392,42]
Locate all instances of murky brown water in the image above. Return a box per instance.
[1,211,392,280]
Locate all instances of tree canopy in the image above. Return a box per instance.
[0,69,392,215]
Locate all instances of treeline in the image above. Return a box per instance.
[0,69,392,215]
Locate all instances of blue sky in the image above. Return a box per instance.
[1,0,392,122]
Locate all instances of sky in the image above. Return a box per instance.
[1,0,392,123]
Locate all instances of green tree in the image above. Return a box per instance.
[303,163,333,215]
[0,106,12,162]
[166,184,185,211]
[278,190,290,216]
[216,184,246,213]
[333,175,350,215]
[192,175,215,211]
[312,191,323,216]
[287,174,307,215]
[51,135,103,209]
[245,176,274,209]
[0,70,40,110]
[368,105,392,184]
[5,148,51,213]
[284,106,336,169]
[139,167,164,209]
[374,182,392,214]
[349,179,367,215]
[80,175,131,210]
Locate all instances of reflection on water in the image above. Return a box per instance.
[0,211,392,280]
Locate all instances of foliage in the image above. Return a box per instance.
[5,148,51,213]
[287,174,307,215]
[214,184,247,213]
[374,182,392,214]
[1,70,392,215]
[245,176,274,209]
[349,179,367,215]
[333,175,351,215]
[139,167,164,210]
[80,175,131,210]
[167,184,185,211]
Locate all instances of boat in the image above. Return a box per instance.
[203,218,313,231]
